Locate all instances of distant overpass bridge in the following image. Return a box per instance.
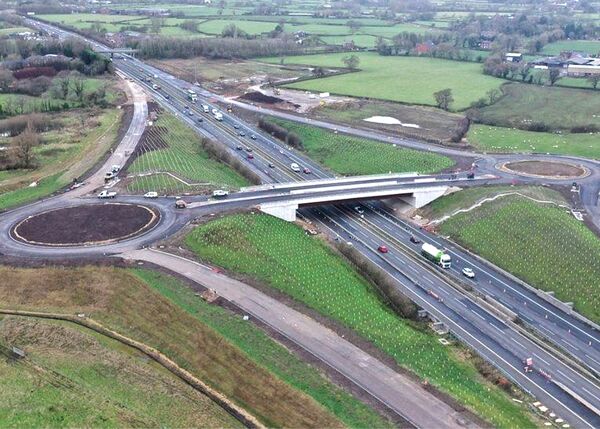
[193,173,497,221]
[95,48,138,58]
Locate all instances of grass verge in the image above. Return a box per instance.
[270,117,455,174]
[184,212,537,428]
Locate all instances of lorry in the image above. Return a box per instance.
[421,243,451,269]
[187,89,197,103]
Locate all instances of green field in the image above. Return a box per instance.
[319,34,381,47]
[184,213,537,428]
[438,193,600,323]
[134,269,391,429]
[271,118,455,174]
[542,40,600,55]
[475,83,600,131]
[127,112,247,194]
[0,317,240,427]
[196,19,278,35]
[468,124,600,159]
[269,53,503,110]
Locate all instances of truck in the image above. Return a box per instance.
[187,89,197,103]
[421,243,451,269]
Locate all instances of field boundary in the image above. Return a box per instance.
[0,308,265,429]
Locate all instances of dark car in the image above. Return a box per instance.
[239,131,245,137]
[250,134,257,140]
[236,145,243,150]
[303,168,311,174]
[197,117,203,122]
[467,171,475,179]
[247,153,254,159]
[245,147,253,152]
[410,236,421,244]
[268,163,275,168]
[165,94,170,99]
[233,124,240,129]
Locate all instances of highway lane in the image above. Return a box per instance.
[20,18,600,425]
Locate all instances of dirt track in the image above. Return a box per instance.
[13,203,158,246]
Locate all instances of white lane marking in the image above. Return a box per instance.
[511,337,526,349]
[533,353,550,365]
[557,369,576,384]
[582,387,600,404]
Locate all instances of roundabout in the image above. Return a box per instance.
[499,159,589,180]
[12,203,160,247]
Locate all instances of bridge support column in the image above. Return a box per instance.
[399,186,449,208]
[259,202,299,221]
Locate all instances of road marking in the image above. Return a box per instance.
[584,354,600,368]
[511,337,526,349]
[471,310,487,322]
[557,369,576,384]
[533,353,550,365]
[582,387,600,404]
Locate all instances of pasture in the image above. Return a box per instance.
[271,118,455,174]
[468,125,600,159]
[542,40,600,55]
[184,212,536,428]
[439,194,600,323]
[475,83,600,131]
[269,53,503,110]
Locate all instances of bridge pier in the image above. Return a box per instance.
[259,202,299,221]
[398,186,449,208]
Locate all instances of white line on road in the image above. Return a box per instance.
[557,369,576,384]
[533,353,550,365]
[582,387,600,403]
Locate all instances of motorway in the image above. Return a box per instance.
[14,18,600,427]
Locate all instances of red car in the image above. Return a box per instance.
[247,153,254,159]
[303,167,311,174]
[377,245,389,253]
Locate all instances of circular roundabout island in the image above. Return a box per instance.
[500,160,588,179]
[12,203,160,247]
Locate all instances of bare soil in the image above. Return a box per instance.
[504,160,586,178]
[13,203,158,246]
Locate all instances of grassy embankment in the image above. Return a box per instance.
[185,212,538,428]
[126,112,248,194]
[270,118,455,174]
[0,266,387,428]
[263,53,503,110]
[0,317,241,428]
[0,108,122,210]
[433,188,600,323]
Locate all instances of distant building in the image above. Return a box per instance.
[415,41,435,55]
[479,40,492,50]
[505,52,523,63]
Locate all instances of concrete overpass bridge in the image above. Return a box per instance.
[193,173,497,221]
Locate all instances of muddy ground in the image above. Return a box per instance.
[504,160,586,178]
[13,203,158,246]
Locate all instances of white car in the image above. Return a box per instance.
[213,189,229,197]
[98,190,117,199]
[354,206,364,215]
[462,267,476,279]
[144,191,158,198]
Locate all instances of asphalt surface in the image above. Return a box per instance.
[13,18,600,427]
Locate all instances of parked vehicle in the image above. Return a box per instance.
[421,243,451,268]
[175,199,187,209]
[212,189,229,198]
[104,171,115,182]
[144,191,158,198]
[111,165,121,173]
[98,190,116,199]
[467,171,475,179]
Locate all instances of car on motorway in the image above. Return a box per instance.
[290,163,301,172]
[378,245,389,253]
[245,147,252,152]
[144,191,158,198]
[212,189,229,198]
[410,235,421,244]
[165,94,170,99]
[239,131,245,137]
[197,117,203,122]
[462,267,476,278]
[233,124,240,129]
[268,163,275,168]
[98,190,116,199]
[250,134,257,140]
[303,167,311,174]
[236,145,243,150]
[184,105,189,109]
[354,206,364,215]
[247,153,254,159]
[188,111,194,116]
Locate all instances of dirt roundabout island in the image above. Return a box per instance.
[501,160,588,179]
[13,203,159,246]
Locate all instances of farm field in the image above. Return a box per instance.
[542,39,600,55]
[438,193,600,323]
[184,212,537,428]
[0,265,359,428]
[196,19,278,35]
[134,269,391,429]
[0,317,240,427]
[0,26,32,35]
[475,83,600,131]
[270,118,455,174]
[126,111,247,194]
[319,34,381,47]
[269,53,503,110]
[0,108,122,211]
[467,124,600,159]
[311,99,467,143]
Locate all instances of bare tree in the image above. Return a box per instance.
[486,88,501,104]
[12,122,39,169]
[342,54,360,69]
[72,77,85,101]
[60,77,70,99]
[547,68,561,86]
[434,88,454,111]
[347,20,362,34]
[587,74,600,89]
